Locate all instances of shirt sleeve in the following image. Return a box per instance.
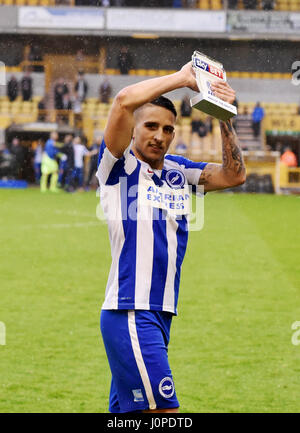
[83,147,90,157]
[165,154,208,186]
[96,139,137,185]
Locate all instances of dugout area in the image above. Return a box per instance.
[5,122,79,183]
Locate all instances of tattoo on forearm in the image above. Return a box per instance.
[220,120,245,176]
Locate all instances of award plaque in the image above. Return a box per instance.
[190,51,237,122]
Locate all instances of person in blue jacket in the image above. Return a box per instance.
[252,102,265,138]
[40,131,66,192]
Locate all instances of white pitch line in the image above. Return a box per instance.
[54,210,97,218]
[20,221,103,229]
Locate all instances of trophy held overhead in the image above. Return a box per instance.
[190,51,237,122]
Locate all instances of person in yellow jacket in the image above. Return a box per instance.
[40,131,67,192]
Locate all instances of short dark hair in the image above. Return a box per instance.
[150,96,177,118]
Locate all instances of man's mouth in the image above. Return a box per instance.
[148,143,162,152]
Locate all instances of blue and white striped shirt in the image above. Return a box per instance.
[96,139,207,315]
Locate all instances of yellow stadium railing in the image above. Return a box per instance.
[280,163,300,189]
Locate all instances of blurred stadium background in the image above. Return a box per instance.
[0,0,300,192]
[1,0,300,414]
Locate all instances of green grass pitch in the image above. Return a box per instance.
[0,188,299,413]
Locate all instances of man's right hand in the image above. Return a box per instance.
[179,61,199,92]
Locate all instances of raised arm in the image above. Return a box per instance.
[199,81,246,192]
[104,62,198,159]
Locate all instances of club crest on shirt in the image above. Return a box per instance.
[159,377,175,399]
[165,169,186,189]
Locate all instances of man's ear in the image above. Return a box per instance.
[132,126,136,142]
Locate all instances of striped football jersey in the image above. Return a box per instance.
[96,139,207,315]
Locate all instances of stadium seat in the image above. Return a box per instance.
[262,72,273,79]
[198,0,210,9]
[105,69,118,75]
[239,72,252,78]
[148,70,157,76]
[33,95,42,103]
[210,0,222,9]
[250,72,262,79]
[22,102,32,113]
[136,69,147,76]
[0,117,11,129]
[97,118,108,131]
[230,71,241,78]
[10,107,21,115]
[88,97,98,104]
[1,102,10,113]
[181,118,192,126]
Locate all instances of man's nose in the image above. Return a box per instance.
[153,128,164,143]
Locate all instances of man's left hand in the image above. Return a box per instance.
[210,81,236,104]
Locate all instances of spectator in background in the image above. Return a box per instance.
[54,78,69,110]
[10,137,25,179]
[191,117,207,139]
[7,75,19,102]
[28,44,43,72]
[75,49,85,63]
[0,143,15,180]
[175,137,187,154]
[21,71,33,101]
[73,95,83,128]
[205,116,213,134]
[228,0,238,8]
[38,94,48,122]
[172,0,182,7]
[261,0,274,9]
[59,93,73,124]
[180,94,192,118]
[40,131,66,193]
[60,134,75,191]
[62,93,73,111]
[118,47,133,75]
[72,136,97,191]
[74,70,88,103]
[33,139,44,184]
[233,97,239,112]
[252,102,265,138]
[280,146,298,167]
[99,76,112,104]
[181,0,197,6]
[85,136,102,189]
[243,106,249,115]
[243,0,257,8]
[232,97,239,128]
